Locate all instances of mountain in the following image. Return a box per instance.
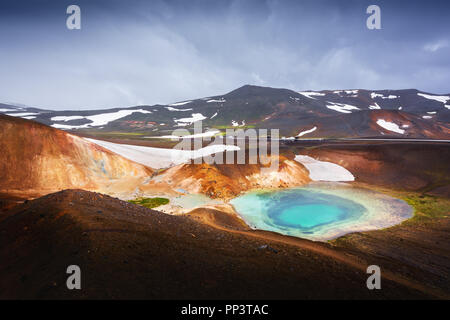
[1,85,449,139]
[0,114,152,199]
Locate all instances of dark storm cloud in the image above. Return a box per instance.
[0,0,449,109]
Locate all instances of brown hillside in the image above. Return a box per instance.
[0,115,152,198]
[145,155,311,199]
[0,189,430,299]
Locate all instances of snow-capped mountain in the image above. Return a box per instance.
[1,85,449,139]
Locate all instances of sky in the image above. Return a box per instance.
[0,0,449,110]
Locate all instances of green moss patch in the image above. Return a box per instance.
[402,194,450,223]
[128,197,169,209]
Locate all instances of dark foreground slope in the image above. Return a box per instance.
[0,189,433,299]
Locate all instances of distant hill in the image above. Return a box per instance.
[1,85,449,139]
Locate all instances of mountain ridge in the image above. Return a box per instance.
[1,85,449,139]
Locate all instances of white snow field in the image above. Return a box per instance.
[376,119,405,134]
[417,93,450,104]
[298,91,325,99]
[294,155,355,182]
[371,92,398,99]
[297,126,317,137]
[169,101,193,106]
[206,98,226,103]
[51,116,85,122]
[165,106,193,111]
[326,102,360,113]
[174,113,207,126]
[51,109,151,129]
[85,138,240,169]
[146,129,220,139]
[6,112,39,117]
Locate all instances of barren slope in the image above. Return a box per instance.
[0,115,152,198]
[0,189,430,299]
[145,155,311,199]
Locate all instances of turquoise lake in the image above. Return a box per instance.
[229,184,413,241]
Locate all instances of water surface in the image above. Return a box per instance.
[230,183,412,241]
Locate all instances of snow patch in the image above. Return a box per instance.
[294,155,355,182]
[51,123,82,129]
[231,120,245,127]
[297,126,317,137]
[148,129,220,139]
[169,101,193,106]
[85,138,239,169]
[298,91,325,99]
[376,119,405,134]
[326,102,360,113]
[372,92,398,99]
[371,93,383,99]
[51,116,85,122]
[174,113,206,126]
[206,98,226,103]
[369,102,381,110]
[6,112,39,117]
[86,109,152,126]
[50,109,151,129]
[417,93,450,104]
[166,107,193,111]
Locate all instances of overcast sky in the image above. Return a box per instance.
[1,0,449,110]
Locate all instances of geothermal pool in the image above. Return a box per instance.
[230,183,413,241]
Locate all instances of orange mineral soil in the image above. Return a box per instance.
[0,115,152,198]
[1,115,311,201]
[144,155,311,199]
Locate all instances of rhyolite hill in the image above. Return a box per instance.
[1,85,449,139]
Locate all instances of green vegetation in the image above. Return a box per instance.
[128,197,169,209]
[93,131,146,136]
[213,124,256,129]
[402,194,450,223]
[330,190,450,246]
